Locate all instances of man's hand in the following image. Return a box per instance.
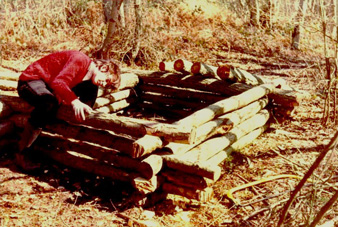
[71,99,93,122]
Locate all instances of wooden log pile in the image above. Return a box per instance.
[0,64,310,202]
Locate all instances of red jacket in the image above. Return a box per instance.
[19,50,92,105]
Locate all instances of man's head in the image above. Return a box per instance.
[91,59,121,89]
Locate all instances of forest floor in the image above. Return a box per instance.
[0,51,337,227]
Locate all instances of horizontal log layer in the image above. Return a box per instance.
[174,84,274,128]
[94,89,135,108]
[162,182,214,202]
[34,143,139,182]
[35,132,162,179]
[136,71,304,107]
[189,97,269,144]
[138,84,225,103]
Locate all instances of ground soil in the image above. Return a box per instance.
[0,52,336,227]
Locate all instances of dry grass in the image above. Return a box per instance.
[1,0,338,226]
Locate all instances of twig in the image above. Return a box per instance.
[278,129,338,226]
[309,189,338,227]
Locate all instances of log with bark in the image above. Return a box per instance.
[35,132,162,179]
[162,182,214,202]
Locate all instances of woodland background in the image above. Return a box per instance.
[1,0,338,226]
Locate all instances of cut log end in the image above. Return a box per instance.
[191,62,201,74]
[159,62,166,71]
[174,59,184,71]
[216,65,231,80]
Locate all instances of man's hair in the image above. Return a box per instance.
[92,58,121,89]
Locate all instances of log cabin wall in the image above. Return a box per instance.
[0,69,306,202]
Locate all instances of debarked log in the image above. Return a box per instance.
[132,175,163,194]
[0,71,20,81]
[35,133,162,179]
[94,89,136,108]
[161,168,215,190]
[159,61,175,72]
[138,84,224,103]
[97,72,139,97]
[164,110,270,179]
[189,98,269,144]
[162,182,214,202]
[0,79,17,91]
[95,98,136,113]
[132,135,163,158]
[174,84,274,128]
[203,124,269,167]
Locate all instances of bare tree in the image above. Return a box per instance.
[291,0,308,50]
[246,0,260,26]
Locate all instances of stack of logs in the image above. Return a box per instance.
[0,62,309,202]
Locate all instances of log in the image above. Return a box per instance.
[0,121,15,137]
[216,64,232,80]
[162,182,214,202]
[137,71,302,107]
[189,97,269,144]
[97,72,139,97]
[36,132,162,179]
[160,142,197,155]
[204,124,269,167]
[191,62,220,79]
[161,168,215,189]
[0,93,33,113]
[0,100,13,118]
[136,102,190,120]
[34,144,138,182]
[173,59,193,73]
[139,84,224,103]
[95,98,135,113]
[0,71,20,81]
[174,84,274,128]
[44,120,136,154]
[159,61,175,72]
[0,79,17,91]
[93,89,135,108]
[9,113,29,128]
[132,135,163,158]
[229,67,264,85]
[164,110,270,179]
[132,176,162,194]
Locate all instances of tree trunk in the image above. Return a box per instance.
[291,0,308,50]
[247,0,260,26]
[132,0,142,60]
[100,0,124,59]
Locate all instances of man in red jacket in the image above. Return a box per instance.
[16,50,121,170]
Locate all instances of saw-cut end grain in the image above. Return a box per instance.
[174,59,185,71]
[191,62,201,74]
[159,62,166,71]
[217,64,232,80]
